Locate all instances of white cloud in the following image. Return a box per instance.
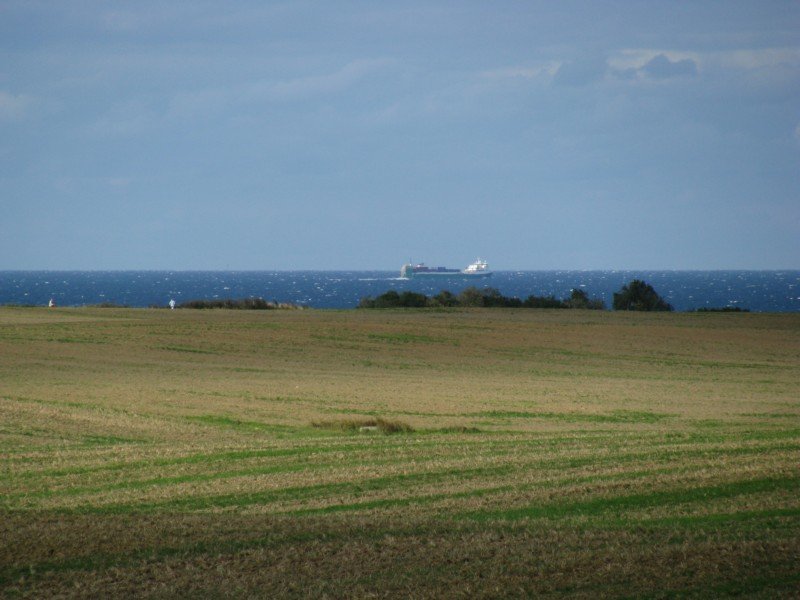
[101,10,144,32]
[710,48,800,71]
[479,63,559,81]
[91,99,159,136]
[0,91,33,120]
[641,54,698,79]
[267,58,396,101]
[106,177,133,188]
[167,88,231,121]
[553,56,609,87]
[53,176,134,193]
[608,49,701,72]
[610,47,800,75]
[165,58,397,120]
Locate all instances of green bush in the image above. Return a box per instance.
[566,288,606,310]
[398,291,429,307]
[360,290,431,308]
[457,286,486,307]
[88,302,129,308]
[178,298,276,310]
[432,290,459,307]
[695,306,750,313]
[523,295,566,309]
[612,280,673,311]
[359,286,605,310]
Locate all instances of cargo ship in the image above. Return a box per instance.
[400,259,492,279]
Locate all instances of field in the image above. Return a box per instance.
[1,306,799,598]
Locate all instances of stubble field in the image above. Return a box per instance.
[1,306,799,598]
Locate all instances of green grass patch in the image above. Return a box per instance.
[431,426,483,434]
[311,417,414,434]
[158,345,220,355]
[185,415,294,433]
[81,435,142,446]
[465,475,800,523]
[63,465,514,514]
[366,332,447,344]
[469,409,672,424]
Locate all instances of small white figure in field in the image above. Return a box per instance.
[169,299,176,310]
[48,298,55,308]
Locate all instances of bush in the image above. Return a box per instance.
[359,286,605,310]
[178,298,277,310]
[695,306,750,313]
[481,287,522,307]
[358,291,429,308]
[88,302,129,308]
[357,296,377,308]
[612,280,673,311]
[566,288,606,310]
[373,290,401,308]
[523,295,565,309]
[398,291,429,307]
[457,286,486,307]
[432,290,459,307]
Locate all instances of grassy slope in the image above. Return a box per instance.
[1,306,798,598]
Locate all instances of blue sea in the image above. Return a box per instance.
[1,270,799,312]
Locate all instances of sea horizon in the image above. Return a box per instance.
[2,269,798,313]
[2,268,798,272]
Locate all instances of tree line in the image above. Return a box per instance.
[359,279,676,311]
[176,298,303,310]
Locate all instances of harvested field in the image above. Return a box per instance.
[1,306,799,598]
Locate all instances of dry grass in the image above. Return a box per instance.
[1,306,799,597]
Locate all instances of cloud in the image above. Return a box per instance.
[711,48,800,71]
[552,56,608,87]
[610,47,800,83]
[52,176,134,193]
[267,58,396,101]
[90,58,396,134]
[91,99,159,136]
[0,91,33,120]
[166,88,231,121]
[611,47,800,75]
[605,50,701,82]
[101,10,144,32]
[106,177,133,188]
[610,49,699,72]
[641,54,698,79]
[164,58,397,121]
[479,63,559,81]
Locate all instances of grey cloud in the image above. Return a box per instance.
[0,91,33,120]
[268,59,396,100]
[641,54,698,79]
[552,56,608,87]
[163,58,397,121]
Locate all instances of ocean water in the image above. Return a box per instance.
[1,270,799,312]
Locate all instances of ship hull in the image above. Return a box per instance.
[407,271,492,278]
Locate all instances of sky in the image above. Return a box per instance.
[1,1,798,270]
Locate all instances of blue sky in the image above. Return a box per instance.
[1,1,798,270]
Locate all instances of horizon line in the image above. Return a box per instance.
[1,268,798,273]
